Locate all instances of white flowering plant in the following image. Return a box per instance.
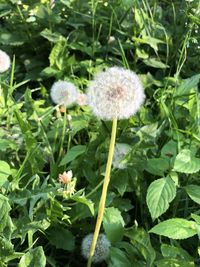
[0,1,200,267]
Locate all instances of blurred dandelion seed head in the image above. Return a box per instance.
[81,233,110,263]
[113,143,132,169]
[50,81,78,106]
[0,50,11,73]
[87,67,145,120]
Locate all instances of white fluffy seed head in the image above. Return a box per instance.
[0,50,11,73]
[113,143,132,169]
[86,66,145,120]
[50,80,78,106]
[81,233,110,263]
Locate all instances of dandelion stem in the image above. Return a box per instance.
[87,118,117,267]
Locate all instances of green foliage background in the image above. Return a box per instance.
[0,0,200,266]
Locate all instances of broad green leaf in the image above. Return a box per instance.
[47,227,75,251]
[146,176,176,220]
[18,247,46,267]
[125,227,156,267]
[0,161,11,186]
[40,28,64,43]
[108,247,132,267]
[161,244,193,260]
[149,218,197,239]
[145,158,169,176]
[60,145,86,166]
[185,185,200,204]
[0,236,14,257]
[132,36,164,51]
[175,74,200,96]
[174,149,200,174]
[103,207,124,243]
[156,258,194,267]
[161,140,177,160]
[143,58,169,69]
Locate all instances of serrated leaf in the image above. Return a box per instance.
[174,149,200,174]
[59,145,86,166]
[47,227,75,251]
[149,218,197,239]
[0,161,11,186]
[185,185,200,204]
[103,207,124,243]
[18,247,46,267]
[146,176,176,220]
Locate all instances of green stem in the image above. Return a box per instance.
[87,118,117,267]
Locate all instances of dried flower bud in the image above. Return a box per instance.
[59,170,73,184]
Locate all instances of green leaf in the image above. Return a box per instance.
[70,194,94,215]
[149,218,197,239]
[145,158,169,176]
[47,227,75,251]
[161,140,177,160]
[0,161,11,186]
[108,247,132,267]
[125,227,156,267]
[175,74,200,96]
[146,176,176,220]
[0,236,14,257]
[156,258,194,267]
[103,207,124,243]
[191,213,200,224]
[143,58,169,69]
[18,247,46,267]
[161,244,193,261]
[40,29,64,43]
[185,185,200,204]
[174,149,200,174]
[0,194,11,233]
[59,145,86,166]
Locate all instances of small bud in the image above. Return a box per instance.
[58,170,73,184]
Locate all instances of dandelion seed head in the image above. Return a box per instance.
[113,143,131,169]
[50,81,78,106]
[81,233,110,263]
[0,50,11,73]
[87,67,145,120]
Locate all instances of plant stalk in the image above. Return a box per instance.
[87,118,117,267]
